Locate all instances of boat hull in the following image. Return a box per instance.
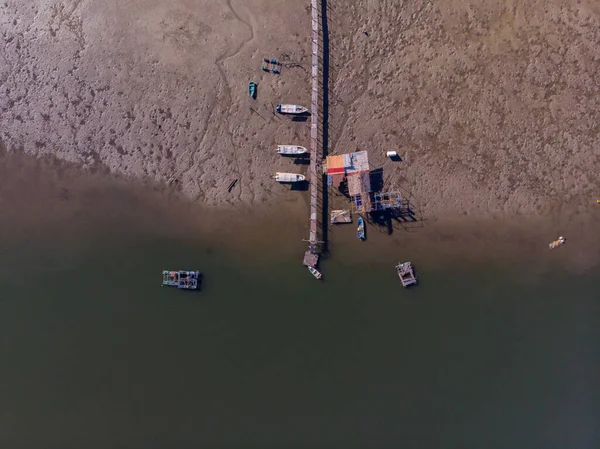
[274,172,306,183]
[276,104,309,115]
[277,145,308,155]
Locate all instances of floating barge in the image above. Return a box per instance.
[162,270,200,290]
[395,262,417,287]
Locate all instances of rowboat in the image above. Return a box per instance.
[249,82,257,99]
[308,266,322,279]
[274,172,306,183]
[277,145,308,155]
[162,270,200,290]
[276,104,309,114]
[357,216,366,240]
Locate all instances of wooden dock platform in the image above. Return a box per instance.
[395,262,417,288]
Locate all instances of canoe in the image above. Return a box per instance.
[249,82,257,99]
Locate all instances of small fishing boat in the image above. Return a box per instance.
[357,216,366,240]
[274,172,306,183]
[162,270,200,290]
[277,145,308,155]
[276,104,309,114]
[308,266,322,280]
[395,262,417,287]
[249,82,257,99]
[549,236,566,249]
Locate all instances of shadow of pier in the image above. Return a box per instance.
[318,0,331,255]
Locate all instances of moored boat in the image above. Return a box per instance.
[274,172,306,183]
[308,266,322,280]
[276,104,309,114]
[277,145,308,155]
[357,216,366,240]
[162,270,200,290]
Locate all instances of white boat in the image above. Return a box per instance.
[277,145,308,155]
[308,266,322,279]
[276,104,309,114]
[274,172,306,183]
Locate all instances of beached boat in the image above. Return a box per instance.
[276,104,309,115]
[395,262,417,288]
[549,236,566,249]
[249,82,257,99]
[162,270,200,290]
[277,145,308,155]
[357,216,366,240]
[227,179,238,192]
[308,266,322,280]
[274,172,306,183]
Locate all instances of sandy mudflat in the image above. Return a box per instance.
[1,0,600,220]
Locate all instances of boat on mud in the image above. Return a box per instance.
[276,104,309,114]
[277,145,308,155]
[274,172,306,183]
[308,266,322,280]
[162,270,200,290]
[357,216,366,240]
[249,82,257,99]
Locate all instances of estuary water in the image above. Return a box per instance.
[0,153,599,449]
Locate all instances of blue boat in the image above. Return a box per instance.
[249,82,257,99]
[357,216,366,240]
[162,270,200,290]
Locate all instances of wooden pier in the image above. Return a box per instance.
[306,0,320,260]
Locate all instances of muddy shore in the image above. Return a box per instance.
[1,1,600,245]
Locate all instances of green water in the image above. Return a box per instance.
[1,228,599,448]
[0,155,599,448]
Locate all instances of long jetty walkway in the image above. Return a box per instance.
[305,0,320,264]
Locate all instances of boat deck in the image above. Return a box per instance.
[395,262,417,287]
[162,270,200,290]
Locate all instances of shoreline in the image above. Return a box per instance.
[1,150,598,278]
